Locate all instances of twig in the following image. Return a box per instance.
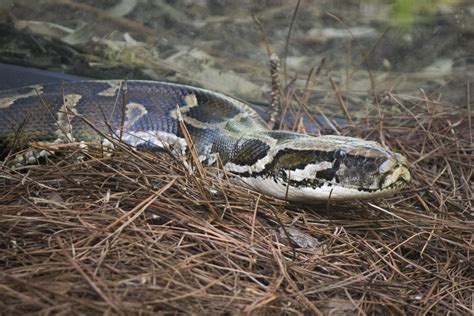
[329,76,353,124]
[283,0,301,86]
[269,53,281,129]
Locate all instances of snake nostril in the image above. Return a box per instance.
[379,159,394,174]
[379,164,411,189]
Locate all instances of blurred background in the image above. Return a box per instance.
[0,0,472,117]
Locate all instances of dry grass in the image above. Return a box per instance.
[0,91,472,315]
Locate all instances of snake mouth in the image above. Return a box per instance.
[230,150,412,201]
[236,152,412,198]
[378,154,411,191]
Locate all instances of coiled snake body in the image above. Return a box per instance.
[0,80,410,202]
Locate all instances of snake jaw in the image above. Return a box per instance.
[379,155,411,190]
[380,165,411,190]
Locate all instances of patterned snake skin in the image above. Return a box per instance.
[0,80,410,202]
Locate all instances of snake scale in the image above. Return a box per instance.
[0,80,410,202]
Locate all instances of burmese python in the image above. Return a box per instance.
[0,80,410,202]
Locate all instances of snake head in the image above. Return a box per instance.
[325,147,411,200]
[232,134,411,202]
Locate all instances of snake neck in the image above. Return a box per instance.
[208,130,302,165]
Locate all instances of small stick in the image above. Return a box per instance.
[326,11,382,116]
[176,105,205,179]
[119,79,128,141]
[468,80,472,145]
[35,87,70,141]
[301,57,325,107]
[110,80,124,121]
[176,105,218,217]
[269,53,281,129]
[56,236,120,312]
[60,81,74,142]
[252,14,272,56]
[252,15,281,129]
[283,0,301,86]
[329,76,353,125]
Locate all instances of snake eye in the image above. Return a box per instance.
[334,149,346,160]
[332,149,346,170]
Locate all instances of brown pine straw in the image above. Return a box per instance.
[0,91,472,314]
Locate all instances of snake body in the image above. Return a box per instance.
[0,80,410,202]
